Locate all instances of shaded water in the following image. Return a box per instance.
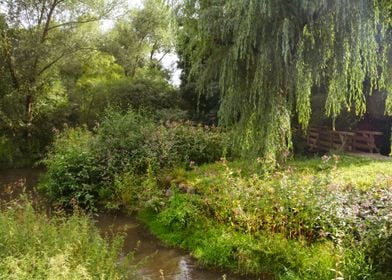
[0,168,44,201]
[0,169,252,280]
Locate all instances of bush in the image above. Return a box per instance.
[365,232,392,277]
[149,121,226,169]
[40,109,156,210]
[96,110,226,174]
[158,192,202,231]
[0,200,137,279]
[0,136,34,169]
[108,76,181,113]
[109,165,164,212]
[96,108,156,174]
[39,128,105,211]
[41,108,227,211]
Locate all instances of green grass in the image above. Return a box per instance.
[140,154,392,279]
[288,155,392,190]
[183,154,392,191]
[0,199,138,280]
[140,207,346,279]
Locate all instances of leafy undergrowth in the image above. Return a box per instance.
[140,155,392,279]
[0,199,137,280]
[40,108,226,211]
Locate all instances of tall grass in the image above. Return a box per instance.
[0,199,138,279]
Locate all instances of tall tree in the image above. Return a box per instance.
[0,0,120,138]
[102,0,175,76]
[73,51,124,125]
[132,0,174,62]
[176,0,392,162]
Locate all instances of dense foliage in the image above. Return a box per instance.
[0,200,136,279]
[0,0,180,168]
[141,156,392,279]
[40,108,226,210]
[1,1,392,279]
[176,0,392,161]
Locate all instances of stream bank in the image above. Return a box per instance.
[0,168,248,280]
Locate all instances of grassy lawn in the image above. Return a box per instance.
[140,154,392,279]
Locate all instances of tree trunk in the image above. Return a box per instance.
[25,91,33,138]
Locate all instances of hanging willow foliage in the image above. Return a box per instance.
[176,0,392,162]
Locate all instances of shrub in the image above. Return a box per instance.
[364,232,392,278]
[158,192,202,231]
[40,109,156,210]
[41,108,227,211]
[109,165,164,212]
[39,128,105,211]
[107,73,181,114]
[96,108,156,174]
[149,121,226,169]
[0,136,15,168]
[0,136,33,169]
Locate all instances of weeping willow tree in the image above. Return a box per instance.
[176,0,392,162]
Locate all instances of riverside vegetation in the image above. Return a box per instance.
[0,198,137,279]
[38,108,392,280]
[1,1,392,279]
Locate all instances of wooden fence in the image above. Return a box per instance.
[307,127,382,153]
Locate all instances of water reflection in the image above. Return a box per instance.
[96,212,248,280]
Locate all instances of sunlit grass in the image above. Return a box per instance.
[0,199,137,280]
[142,154,392,279]
[184,154,392,191]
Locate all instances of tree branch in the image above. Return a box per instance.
[47,17,100,31]
[37,47,96,76]
[31,0,60,79]
[157,50,170,63]
[46,0,119,32]
[40,0,60,43]
[37,0,48,26]
[1,30,20,89]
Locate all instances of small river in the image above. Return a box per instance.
[0,168,251,280]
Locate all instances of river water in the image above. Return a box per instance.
[0,168,251,280]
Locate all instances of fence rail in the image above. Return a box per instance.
[306,127,382,153]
